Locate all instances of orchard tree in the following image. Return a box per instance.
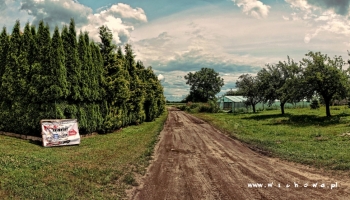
[225,89,243,96]
[184,68,224,102]
[301,51,349,117]
[235,74,263,113]
[258,57,304,114]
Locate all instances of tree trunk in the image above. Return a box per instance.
[280,102,285,115]
[252,104,256,113]
[325,98,331,117]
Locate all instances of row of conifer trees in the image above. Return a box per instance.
[0,19,165,136]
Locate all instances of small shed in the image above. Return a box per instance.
[217,96,247,111]
[217,96,310,113]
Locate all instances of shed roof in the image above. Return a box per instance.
[218,96,247,102]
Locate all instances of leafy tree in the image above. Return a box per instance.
[301,51,349,117]
[257,57,304,114]
[225,89,243,96]
[184,68,224,102]
[235,74,263,113]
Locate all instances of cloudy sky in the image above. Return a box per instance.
[1,0,350,101]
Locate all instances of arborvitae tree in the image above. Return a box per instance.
[124,44,146,124]
[78,31,92,101]
[0,20,165,135]
[35,21,51,73]
[99,25,116,71]
[98,26,131,131]
[90,41,105,101]
[0,27,9,131]
[143,66,158,121]
[19,23,39,133]
[29,20,51,103]
[62,19,82,103]
[47,26,69,102]
[2,20,29,102]
[116,46,124,61]
[29,24,37,72]
[1,21,32,133]
[0,27,9,98]
[22,23,36,68]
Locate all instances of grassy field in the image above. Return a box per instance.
[0,110,167,200]
[192,106,350,171]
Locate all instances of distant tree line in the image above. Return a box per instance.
[0,19,165,136]
[235,52,349,117]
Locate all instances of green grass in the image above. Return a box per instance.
[0,110,168,200]
[192,106,350,171]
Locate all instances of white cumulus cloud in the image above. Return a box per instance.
[285,0,350,43]
[232,0,271,19]
[17,0,147,44]
[158,74,165,81]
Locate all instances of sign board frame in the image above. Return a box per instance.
[41,119,80,147]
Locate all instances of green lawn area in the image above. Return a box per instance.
[192,106,350,171]
[0,110,167,200]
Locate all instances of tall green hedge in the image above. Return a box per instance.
[0,19,165,136]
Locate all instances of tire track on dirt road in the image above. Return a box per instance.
[128,107,350,200]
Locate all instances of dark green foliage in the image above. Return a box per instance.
[62,19,82,102]
[310,99,320,109]
[90,41,105,101]
[257,57,304,115]
[225,90,243,96]
[0,20,165,136]
[301,51,349,117]
[47,26,69,101]
[184,68,224,102]
[1,20,29,102]
[78,31,92,101]
[0,27,9,101]
[198,100,219,113]
[28,20,52,103]
[235,74,263,113]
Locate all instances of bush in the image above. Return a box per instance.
[199,104,211,112]
[198,100,219,113]
[310,99,320,109]
[190,103,200,109]
[178,105,190,111]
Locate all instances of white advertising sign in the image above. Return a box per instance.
[41,119,80,147]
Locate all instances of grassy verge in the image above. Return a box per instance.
[191,106,350,171]
[0,110,168,200]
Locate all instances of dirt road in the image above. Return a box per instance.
[128,107,350,199]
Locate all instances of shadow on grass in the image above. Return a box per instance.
[29,139,42,146]
[242,113,291,120]
[243,113,350,127]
